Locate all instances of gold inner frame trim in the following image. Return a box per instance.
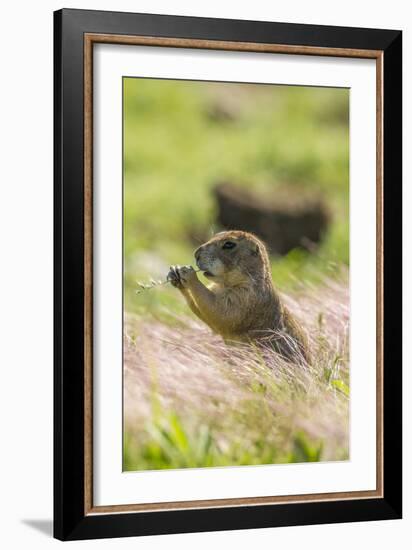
[84,33,384,515]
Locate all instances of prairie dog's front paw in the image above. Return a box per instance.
[177,265,197,286]
[167,265,183,288]
[167,265,197,289]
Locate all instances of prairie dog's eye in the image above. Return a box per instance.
[222,241,237,250]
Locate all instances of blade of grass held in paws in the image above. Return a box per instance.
[135,269,201,295]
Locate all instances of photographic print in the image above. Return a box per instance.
[123,78,350,472]
[54,10,402,539]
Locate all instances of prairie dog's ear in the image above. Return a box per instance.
[251,243,259,256]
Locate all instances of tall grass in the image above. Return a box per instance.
[123,276,349,471]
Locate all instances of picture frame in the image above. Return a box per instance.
[54,8,402,541]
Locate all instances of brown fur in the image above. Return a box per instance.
[167,231,310,362]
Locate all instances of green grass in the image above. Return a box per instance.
[124,410,325,471]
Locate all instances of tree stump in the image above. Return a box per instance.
[214,182,331,255]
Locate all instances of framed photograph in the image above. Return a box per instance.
[54,8,402,541]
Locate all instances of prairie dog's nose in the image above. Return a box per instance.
[194,246,204,261]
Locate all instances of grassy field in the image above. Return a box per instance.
[123,78,350,471]
[124,279,349,470]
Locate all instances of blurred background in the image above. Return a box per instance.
[123,78,349,317]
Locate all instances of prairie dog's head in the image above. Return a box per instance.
[194,231,271,286]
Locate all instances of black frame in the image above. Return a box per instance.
[54,8,402,541]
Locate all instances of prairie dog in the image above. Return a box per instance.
[167,230,309,362]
